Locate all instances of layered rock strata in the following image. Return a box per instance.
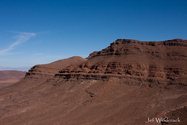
[25,56,87,79]
[56,39,187,86]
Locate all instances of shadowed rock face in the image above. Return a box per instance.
[0,39,187,125]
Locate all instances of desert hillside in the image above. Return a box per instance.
[0,70,25,88]
[0,39,187,125]
[26,56,87,78]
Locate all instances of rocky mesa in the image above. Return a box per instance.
[0,39,187,125]
[57,39,187,87]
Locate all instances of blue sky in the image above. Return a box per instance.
[0,0,187,71]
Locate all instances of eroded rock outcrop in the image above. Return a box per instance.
[25,56,87,79]
[89,39,187,60]
[1,39,187,125]
[56,39,187,86]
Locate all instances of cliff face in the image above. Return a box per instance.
[56,39,187,87]
[91,39,187,59]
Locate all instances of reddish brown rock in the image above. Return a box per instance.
[0,70,25,88]
[57,39,187,87]
[86,51,99,59]
[25,56,87,78]
[0,39,187,125]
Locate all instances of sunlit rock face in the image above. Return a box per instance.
[56,39,187,87]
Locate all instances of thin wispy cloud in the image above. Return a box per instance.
[0,32,35,55]
[34,53,43,56]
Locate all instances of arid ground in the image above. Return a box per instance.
[0,70,25,88]
[0,39,187,125]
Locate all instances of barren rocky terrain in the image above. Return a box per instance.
[0,39,187,125]
[0,70,25,88]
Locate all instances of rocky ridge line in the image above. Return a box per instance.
[55,39,187,86]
